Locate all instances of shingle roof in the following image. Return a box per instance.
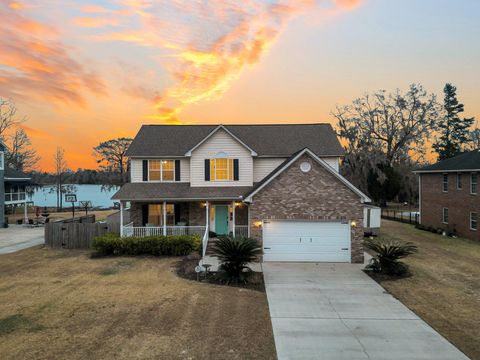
[4,168,30,179]
[125,124,344,157]
[112,182,254,201]
[415,150,480,172]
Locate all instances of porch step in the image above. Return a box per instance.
[205,237,220,256]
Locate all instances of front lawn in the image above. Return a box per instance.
[379,220,480,360]
[0,247,276,360]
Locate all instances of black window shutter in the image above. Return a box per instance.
[175,160,181,181]
[142,160,148,181]
[142,204,148,226]
[233,159,239,181]
[204,159,210,181]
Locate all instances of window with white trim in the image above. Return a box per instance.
[210,158,233,181]
[470,212,477,231]
[443,174,448,192]
[0,151,3,170]
[442,207,449,224]
[471,173,478,194]
[148,160,175,181]
[457,173,462,190]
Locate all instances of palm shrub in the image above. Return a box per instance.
[364,237,417,276]
[211,236,261,284]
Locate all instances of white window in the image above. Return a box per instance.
[471,173,478,194]
[147,204,175,226]
[0,152,4,170]
[443,174,448,192]
[470,212,477,231]
[148,160,175,181]
[456,173,462,190]
[442,207,449,224]
[210,158,233,181]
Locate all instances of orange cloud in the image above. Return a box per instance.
[95,0,361,123]
[73,17,119,28]
[0,1,106,106]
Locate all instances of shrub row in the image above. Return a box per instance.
[92,233,201,256]
[415,223,456,237]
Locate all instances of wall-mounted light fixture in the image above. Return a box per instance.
[255,221,263,228]
[351,220,357,227]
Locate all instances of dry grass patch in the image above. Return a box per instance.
[378,220,480,360]
[0,247,276,360]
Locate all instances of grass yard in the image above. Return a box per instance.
[379,220,480,360]
[0,248,276,360]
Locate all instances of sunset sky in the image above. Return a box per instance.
[1,0,479,171]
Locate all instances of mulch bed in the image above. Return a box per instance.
[176,255,266,292]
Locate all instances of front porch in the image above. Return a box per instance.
[120,200,249,240]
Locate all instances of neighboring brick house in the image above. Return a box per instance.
[112,124,372,263]
[415,150,479,241]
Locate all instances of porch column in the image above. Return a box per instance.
[163,201,167,236]
[120,201,124,237]
[24,201,28,223]
[205,201,209,230]
[232,201,236,237]
[247,204,251,238]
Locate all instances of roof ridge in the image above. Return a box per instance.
[142,123,332,127]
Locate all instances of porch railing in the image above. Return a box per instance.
[122,224,207,238]
[234,225,249,238]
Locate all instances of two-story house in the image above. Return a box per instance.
[112,124,371,263]
[414,149,479,241]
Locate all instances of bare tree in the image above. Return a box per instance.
[54,147,68,210]
[333,84,440,204]
[467,123,480,150]
[0,98,25,137]
[5,128,40,171]
[93,137,132,185]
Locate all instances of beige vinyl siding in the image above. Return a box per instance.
[190,128,253,187]
[321,157,340,172]
[130,158,190,183]
[253,158,286,182]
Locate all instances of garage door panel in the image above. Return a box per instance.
[263,221,351,263]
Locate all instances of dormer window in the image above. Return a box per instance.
[205,157,239,181]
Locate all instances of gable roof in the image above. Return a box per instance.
[414,150,480,173]
[125,123,344,157]
[244,148,371,203]
[184,125,257,156]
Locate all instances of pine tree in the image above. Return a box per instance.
[433,83,475,160]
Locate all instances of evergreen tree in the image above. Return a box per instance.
[433,83,475,160]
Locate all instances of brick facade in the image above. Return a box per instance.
[248,153,365,263]
[420,172,479,241]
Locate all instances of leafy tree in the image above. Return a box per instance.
[433,83,475,160]
[333,84,439,204]
[93,137,132,185]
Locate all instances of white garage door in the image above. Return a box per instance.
[263,221,351,262]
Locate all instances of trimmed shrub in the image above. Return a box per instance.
[93,233,201,256]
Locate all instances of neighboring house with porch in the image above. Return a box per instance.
[414,149,479,241]
[112,124,372,263]
[0,142,32,227]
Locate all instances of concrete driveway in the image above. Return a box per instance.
[263,262,469,360]
[0,225,44,254]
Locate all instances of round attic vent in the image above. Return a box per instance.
[300,161,312,173]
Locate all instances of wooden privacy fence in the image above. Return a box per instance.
[45,222,118,249]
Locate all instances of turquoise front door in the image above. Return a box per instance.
[215,205,229,235]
